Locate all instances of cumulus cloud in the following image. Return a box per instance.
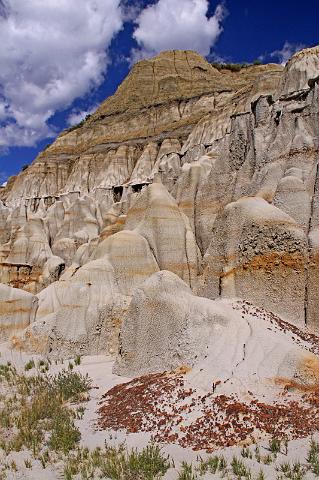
[131,0,226,62]
[67,105,99,127]
[0,170,8,186]
[270,41,305,65]
[0,0,124,148]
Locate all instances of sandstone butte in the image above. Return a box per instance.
[0,45,319,399]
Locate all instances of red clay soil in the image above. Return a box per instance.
[98,371,319,452]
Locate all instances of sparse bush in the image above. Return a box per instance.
[24,459,32,469]
[24,359,35,371]
[263,454,273,465]
[197,455,227,474]
[0,368,91,457]
[100,444,171,479]
[257,470,265,480]
[307,439,319,472]
[178,462,197,480]
[53,369,92,401]
[241,447,253,459]
[64,443,171,480]
[74,355,81,366]
[211,59,264,72]
[277,461,306,479]
[231,456,252,478]
[269,438,281,454]
[49,410,80,454]
[66,114,92,133]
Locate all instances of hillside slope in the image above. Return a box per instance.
[0,45,318,365]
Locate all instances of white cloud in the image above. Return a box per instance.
[0,169,8,185]
[270,41,305,66]
[131,0,225,62]
[0,0,124,148]
[67,105,99,127]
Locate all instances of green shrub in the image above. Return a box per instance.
[49,410,80,454]
[211,60,264,72]
[24,359,35,371]
[100,444,171,480]
[66,114,92,133]
[197,455,227,474]
[177,462,197,480]
[74,355,81,366]
[269,438,281,454]
[231,456,252,478]
[0,368,91,457]
[53,370,92,401]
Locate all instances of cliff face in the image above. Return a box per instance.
[0,46,319,359]
[1,50,283,204]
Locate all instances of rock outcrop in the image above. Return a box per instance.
[0,284,38,340]
[0,46,319,364]
[115,271,319,394]
[200,197,308,325]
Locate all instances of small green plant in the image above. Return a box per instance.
[76,405,86,420]
[255,445,261,463]
[49,411,81,454]
[241,447,252,459]
[197,455,227,475]
[231,456,252,478]
[307,439,319,474]
[263,454,273,465]
[279,462,291,474]
[277,461,306,479]
[219,456,227,470]
[256,470,265,480]
[74,355,81,366]
[178,462,197,480]
[269,438,281,454]
[38,450,50,468]
[53,369,92,401]
[24,359,35,371]
[98,444,171,480]
[24,458,32,469]
[66,114,92,133]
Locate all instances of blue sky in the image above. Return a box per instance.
[0,0,318,184]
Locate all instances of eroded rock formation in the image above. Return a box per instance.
[0,46,318,365]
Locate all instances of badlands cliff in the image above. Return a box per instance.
[0,46,319,381]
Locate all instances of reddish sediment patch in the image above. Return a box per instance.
[98,370,319,452]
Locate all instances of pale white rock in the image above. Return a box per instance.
[0,201,10,245]
[124,182,201,288]
[277,45,319,97]
[0,46,319,349]
[200,197,308,326]
[0,284,38,340]
[17,229,159,356]
[5,216,52,267]
[115,270,319,391]
[129,143,158,184]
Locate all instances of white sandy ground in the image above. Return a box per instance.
[1,343,319,479]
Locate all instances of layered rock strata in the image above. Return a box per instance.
[0,46,318,361]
